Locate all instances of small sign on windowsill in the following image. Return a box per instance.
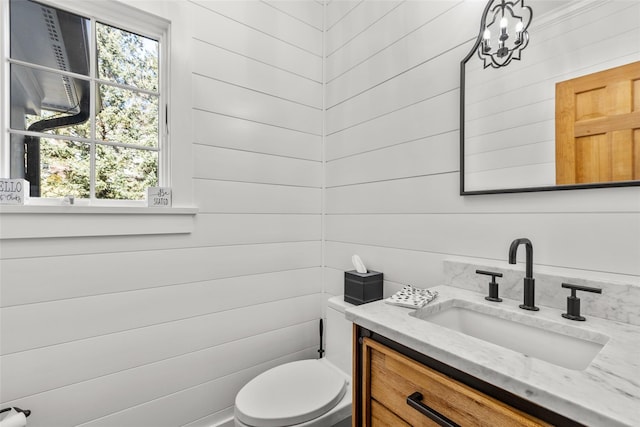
[147,187,172,207]
[0,179,29,205]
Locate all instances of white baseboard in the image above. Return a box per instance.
[181,406,234,427]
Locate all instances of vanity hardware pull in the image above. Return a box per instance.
[406,392,460,427]
[561,283,602,321]
[476,269,503,302]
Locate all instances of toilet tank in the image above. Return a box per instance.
[325,296,353,377]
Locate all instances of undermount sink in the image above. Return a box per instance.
[410,300,609,370]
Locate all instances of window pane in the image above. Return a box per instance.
[96,84,159,147]
[96,145,158,200]
[10,64,91,138]
[97,23,159,92]
[10,0,90,75]
[40,138,91,198]
[8,1,165,202]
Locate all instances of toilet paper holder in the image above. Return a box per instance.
[0,408,30,418]
[0,407,31,426]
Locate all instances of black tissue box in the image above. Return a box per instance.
[344,270,383,305]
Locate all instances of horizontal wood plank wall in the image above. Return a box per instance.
[0,1,323,426]
[323,0,640,304]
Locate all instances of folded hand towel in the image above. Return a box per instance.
[384,285,438,309]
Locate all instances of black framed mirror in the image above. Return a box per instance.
[460,0,640,195]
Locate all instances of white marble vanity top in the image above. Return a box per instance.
[345,285,640,427]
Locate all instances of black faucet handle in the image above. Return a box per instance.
[476,270,503,302]
[476,269,503,279]
[561,283,603,295]
[561,283,602,321]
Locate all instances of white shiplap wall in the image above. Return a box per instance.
[0,1,323,426]
[323,0,640,299]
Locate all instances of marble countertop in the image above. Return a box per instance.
[345,285,640,427]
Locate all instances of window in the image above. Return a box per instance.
[4,0,167,202]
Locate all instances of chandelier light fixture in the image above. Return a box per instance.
[476,0,533,69]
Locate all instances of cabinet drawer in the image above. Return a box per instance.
[371,400,411,427]
[363,338,550,427]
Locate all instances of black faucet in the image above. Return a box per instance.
[508,238,539,311]
[561,283,602,321]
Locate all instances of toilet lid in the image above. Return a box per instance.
[235,359,347,427]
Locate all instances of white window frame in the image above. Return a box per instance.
[0,0,196,239]
[1,0,171,207]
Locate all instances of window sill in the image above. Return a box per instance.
[0,205,198,239]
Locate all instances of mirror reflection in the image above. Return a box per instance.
[461,0,640,194]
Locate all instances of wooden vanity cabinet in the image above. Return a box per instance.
[352,326,579,427]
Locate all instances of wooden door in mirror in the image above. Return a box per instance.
[556,61,640,185]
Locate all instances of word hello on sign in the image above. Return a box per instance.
[147,187,172,207]
[0,179,29,205]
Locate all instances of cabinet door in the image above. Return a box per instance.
[361,338,550,427]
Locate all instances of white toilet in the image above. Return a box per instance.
[234,296,353,427]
